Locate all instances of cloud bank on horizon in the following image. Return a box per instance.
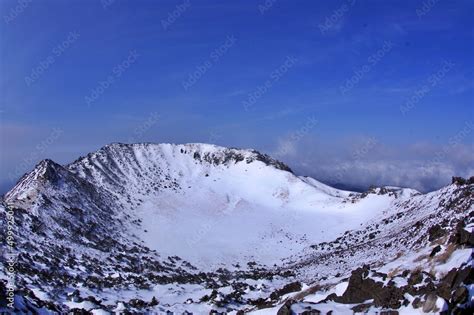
[0,0,473,194]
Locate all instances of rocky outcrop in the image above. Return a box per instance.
[452,176,474,186]
[325,266,404,309]
[306,216,474,314]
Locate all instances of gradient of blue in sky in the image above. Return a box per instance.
[0,0,473,193]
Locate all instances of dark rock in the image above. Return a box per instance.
[270,282,302,300]
[250,150,293,173]
[322,293,338,302]
[412,297,422,309]
[440,269,473,307]
[250,298,273,309]
[451,286,468,305]
[437,283,452,301]
[442,268,458,288]
[149,296,159,306]
[414,221,423,229]
[351,303,372,312]
[408,270,423,286]
[460,229,474,246]
[276,300,294,315]
[373,284,403,309]
[442,266,474,295]
[334,266,372,304]
[430,245,442,257]
[200,289,218,302]
[454,266,474,287]
[450,221,474,246]
[428,224,447,241]
[333,266,403,309]
[401,270,410,277]
[128,298,146,308]
[380,311,399,315]
[300,309,321,315]
[69,309,92,315]
[452,177,467,185]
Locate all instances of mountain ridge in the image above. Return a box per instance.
[1,142,472,314]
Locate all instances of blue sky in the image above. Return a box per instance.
[1,0,473,193]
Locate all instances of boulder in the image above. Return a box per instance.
[450,221,474,246]
[430,245,442,257]
[428,224,447,241]
[412,297,422,309]
[270,282,302,300]
[333,266,404,309]
[334,266,373,303]
[422,293,438,313]
[451,286,468,305]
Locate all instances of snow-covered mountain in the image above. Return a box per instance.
[0,143,472,314]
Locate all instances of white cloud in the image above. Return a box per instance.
[271,136,474,192]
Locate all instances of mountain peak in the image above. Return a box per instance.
[35,158,64,180]
[3,159,63,208]
[72,142,293,174]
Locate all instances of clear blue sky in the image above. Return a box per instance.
[1,0,473,193]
